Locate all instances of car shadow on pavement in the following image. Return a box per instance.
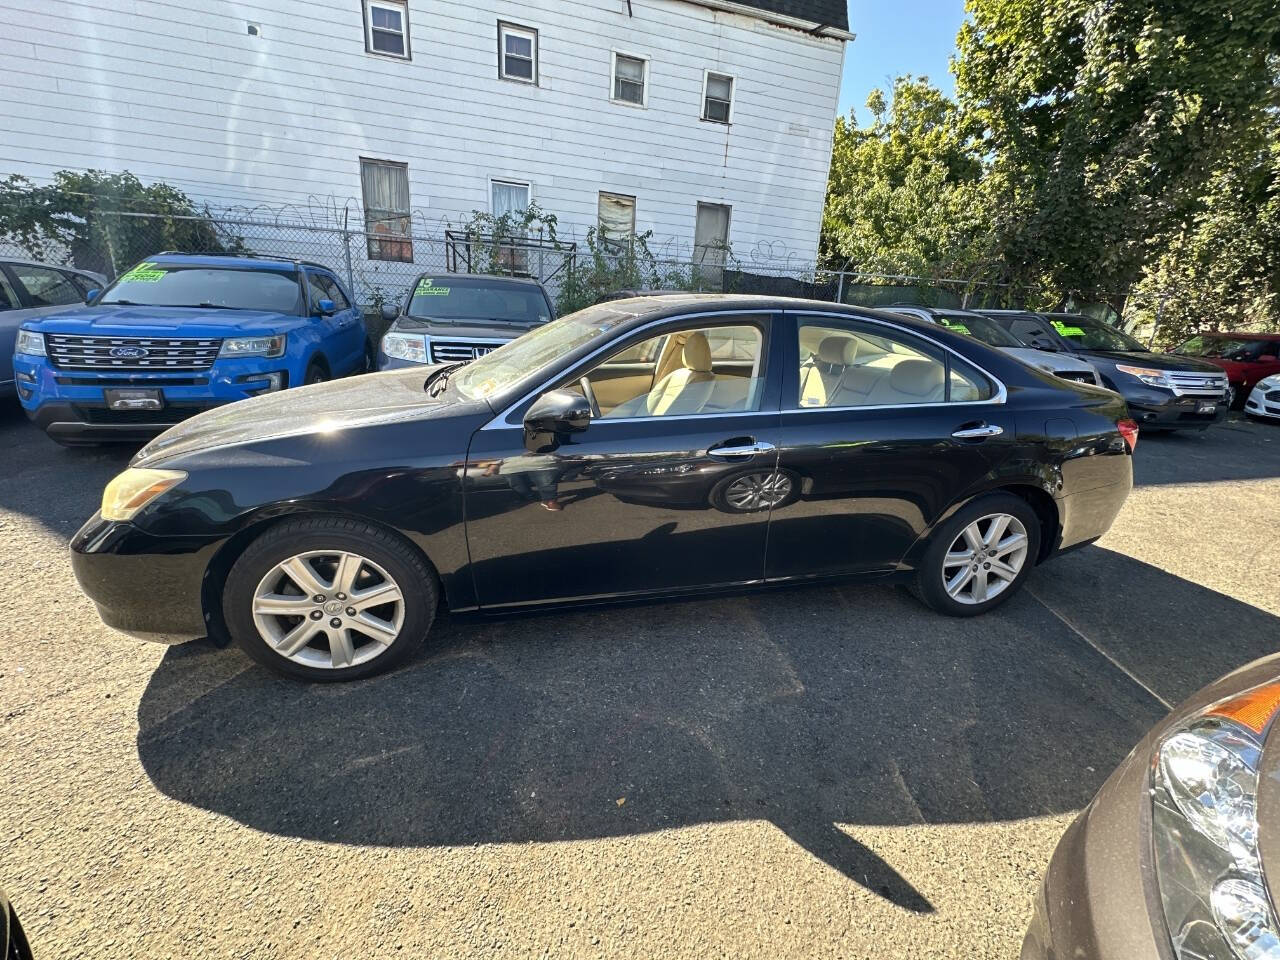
[133,547,1279,913]
[1132,416,1280,486]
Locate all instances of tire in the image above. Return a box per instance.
[911,492,1041,617]
[304,360,328,386]
[223,516,438,681]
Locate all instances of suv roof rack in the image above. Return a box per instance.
[151,251,334,273]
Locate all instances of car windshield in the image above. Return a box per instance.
[99,264,304,313]
[933,312,1022,347]
[452,303,638,401]
[1045,315,1146,352]
[407,278,552,325]
[1173,335,1267,361]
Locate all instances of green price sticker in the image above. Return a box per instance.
[119,261,167,283]
[945,323,971,335]
[1051,321,1085,337]
[414,279,450,296]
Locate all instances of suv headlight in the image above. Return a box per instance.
[15,328,46,357]
[220,335,285,358]
[1153,682,1280,960]
[1116,364,1173,389]
[101,468,187,521]
[382,332,429,364]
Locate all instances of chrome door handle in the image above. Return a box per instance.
[952,424,1003,439]
[708,441,776,460]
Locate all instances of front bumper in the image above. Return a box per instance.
[1123,389,1229,431]
[1244,382,1280,420]
[70,514,217,643]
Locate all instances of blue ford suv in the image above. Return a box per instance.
[13,253,368,444]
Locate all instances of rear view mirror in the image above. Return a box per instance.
[317,298,336,315]
[381,303,399,323]
[85,287,100,303]
[525,390,591,437]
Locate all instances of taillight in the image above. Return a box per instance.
[1117,418,1139,451]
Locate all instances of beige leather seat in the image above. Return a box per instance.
[800,336,855,406]
[865,359,946,405]
[643,331,716,415]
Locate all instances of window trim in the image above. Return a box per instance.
[610,50,649,108]
[363,0,410,60]
[701,69,734,124]
[786,311,1006,411]
[489,177,532,215]
[497,21,538,84]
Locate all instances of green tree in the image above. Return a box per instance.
[0,169,244,278]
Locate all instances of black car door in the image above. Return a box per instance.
[765,311,1016,581]
[463,312,784,609]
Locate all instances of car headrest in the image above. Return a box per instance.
[817,336,856,365]
[890,359,945,397]
[683,332,712,372]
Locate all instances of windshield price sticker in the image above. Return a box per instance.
[120,262,167,283]
[945,323,971,335]
[414,279,450,296]
[1051,321,1085,336]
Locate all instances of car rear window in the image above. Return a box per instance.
[99,264,304,314]
[407,278,551,325]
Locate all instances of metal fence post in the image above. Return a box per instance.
[341,210,356,300]
[835,271,845,304]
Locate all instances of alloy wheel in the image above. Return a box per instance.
[251,550,405,669]
[724,471,792,511]
[940,513,1029,605]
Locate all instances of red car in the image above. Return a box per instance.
[1170,332,1280,407]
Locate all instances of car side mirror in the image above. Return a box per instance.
[524,390,591,440]
[317,298,336,316]
[380,303,399,323]
[85,287,100,303]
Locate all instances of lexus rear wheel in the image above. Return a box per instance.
[224,517,437,681]
[912,493,1041,617]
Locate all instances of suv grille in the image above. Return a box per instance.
[1166,370,1229,398]
[429,338,508,364]
[1055,370,1096,385]
[47,334,222,371]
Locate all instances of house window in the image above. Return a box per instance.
[703,71,733,123]
[360,158,413,262]
[491,179,532,273]
[598,192,636,250]
[611,52,647,106]
[364,0,409,58]
[498,22,537,83]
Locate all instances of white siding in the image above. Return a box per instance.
[0,0,843,265]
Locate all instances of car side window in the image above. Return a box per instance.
[0,270,18,311]
[572,319,767,419]
[10,264,83,307]
[65,272,96,299]
[796,317,993,408]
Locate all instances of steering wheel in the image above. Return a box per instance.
[579,376,601,419]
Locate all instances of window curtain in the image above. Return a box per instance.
[361,160,412,261]
[599,194,636,249]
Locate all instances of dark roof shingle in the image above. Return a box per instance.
[728,1,849,33]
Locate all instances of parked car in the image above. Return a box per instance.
[1,257,106,397]
[378,273,554,369]
[70,296,1136,681]
[977,310,1230,432]
[13,253,367,445]
[2,886,33,960]
[1170,331,1280,408]
[885,305,1103,386]
[1023,653,1280,960]
[1244,372,1280,422]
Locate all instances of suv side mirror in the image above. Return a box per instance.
[85,287,100,303]
[380,303,399,323]
[316,298,336,316]
[525,390,591,437]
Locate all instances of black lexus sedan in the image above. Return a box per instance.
[976,310,1230,432]
[70,295,1137,681]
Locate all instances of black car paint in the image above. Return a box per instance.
[976,310,1228,431]
[70,299,1134,644]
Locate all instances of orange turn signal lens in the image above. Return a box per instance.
[1208,682,1280,735]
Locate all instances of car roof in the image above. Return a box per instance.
[884,303,991,319]
[144,252,309,272]
[1,256,98,276]
[415,272,547,290]
[1191,331,1280,341]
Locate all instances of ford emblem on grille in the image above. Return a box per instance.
[110,346,149,359]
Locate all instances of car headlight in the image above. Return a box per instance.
[1153,682,1280,960]
[1116,364,1173,389]
[101,468,187,521]
[219,335,286,358]
[382,332,429,364]
[15,328,46,357]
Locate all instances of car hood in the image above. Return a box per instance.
[26,304,306,335]
[133,367,484,467]
[391,317,541,340]
[1081,349,1224,373]
[999,346,1096,374]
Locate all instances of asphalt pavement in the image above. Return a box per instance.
[2,404,1278,959]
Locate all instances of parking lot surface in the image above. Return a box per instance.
[2,406,1278,959]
